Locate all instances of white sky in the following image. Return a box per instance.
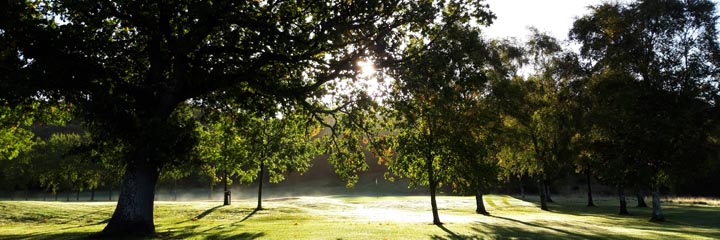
[482,0,720,42]
[481,0,609,41]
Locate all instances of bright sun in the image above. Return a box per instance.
[357,59,376,77]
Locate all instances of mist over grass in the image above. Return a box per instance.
[1,194,719,239]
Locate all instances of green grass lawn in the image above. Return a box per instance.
[1,195,718,239]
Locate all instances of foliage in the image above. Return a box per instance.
[384,1,495,187]
[196,113,253,187]
[496,30,577,186]
[570,0,720,193]
[242,109,322,184]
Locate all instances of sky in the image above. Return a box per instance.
[481,0,608,42]
[482,0,720,42]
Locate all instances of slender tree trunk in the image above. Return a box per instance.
[544,183,554,203]
[54,192,57,201]
[108,188,112,201]
[505,177,511,195]
[208,184,213,200]
[427,156,440,225]
[66,191,70,202]
[223,169,231,206]
[618,185,629,215]
[172,179,177,201]
[539,180,548,211]
[520,175,525,199]
[100,153,160,237]
[257,161,264,210]
[76,189,80,201]
[91,188,96,201]
[586,170,595,207]
[43,192,47,201]
[636,188,647,208]
[650,187,665,222]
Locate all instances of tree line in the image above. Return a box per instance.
[2,0,719,237]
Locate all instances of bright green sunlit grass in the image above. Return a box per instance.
[1,195,718,239]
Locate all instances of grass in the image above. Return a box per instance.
[0,194,719,239]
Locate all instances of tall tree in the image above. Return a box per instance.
[385,4,495,223]
[196,114,251,206]
[571,0,720,221]
[34,133,88,201]
[496,30,577,211]
[447,101,503,215]
[1,0,459,235]
[239,109,321,210]
[444,40,508,216]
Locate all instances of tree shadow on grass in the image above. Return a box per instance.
[176,205,225,224]
[158,224,265,240]
[0,231,96,240]
[429,223,479,240]
[55,218,110,231]
[543,200,720,239]
[196,205,225,220]
[489,215,594,239]
[230,208,260,226]
[60,210,111,224]
[468,224,597,240]
[201,232,265,240]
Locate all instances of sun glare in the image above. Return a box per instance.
[357,59,376,77]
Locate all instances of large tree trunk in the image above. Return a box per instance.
[100,154,159,237]
[539,179,548,211]
[257,161,264,210]
[223,169,231,206]
[475,190,489,215]
[650,188,665,222]
[427,156,441,225]
[636,188,647,208]
[586,170,595,207]
[618,185,629,215]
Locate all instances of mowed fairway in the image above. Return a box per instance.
[1,195,718,239]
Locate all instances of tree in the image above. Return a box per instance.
[447,100,503,215]
[1,101,71,161]
[443,38,509,216]
[33,133,88,201]
[196,114,252,206]
[571,0,720,221]
[385,5,495,223]
[1,0,457,235]
[239,109,321,210]
[496,30,578,211]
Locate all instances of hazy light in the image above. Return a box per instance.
[357,59,376,78]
